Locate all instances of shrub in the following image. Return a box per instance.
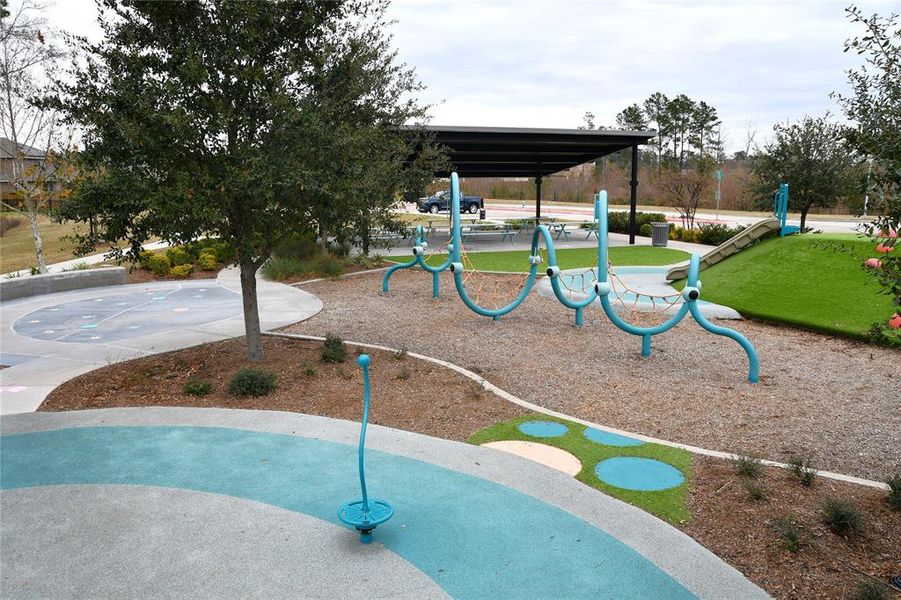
[302,364,317,377]
[313,253,344,277]
[638,223,652,237]
[170,264,193,279]
[605,211,667,235]
[392,345,408,360]
[787,454,818,486]
[320,334,347,363]
[228,368,277,397]
[0,215,22,236]
[821,498,863,534]
[273,232,319,260]
[731,453,764,478]
[166,246,192,266]
[396,367,411,381]
[772,516,804,552]
[851,578,890,600]
[886,473,901,510]
[147,253,171,276]
[183,379,212,396]
[741,478,767,501]
[696,223,747,246]
[869,323,901,348]
[198,250,218,271]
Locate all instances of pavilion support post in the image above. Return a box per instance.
[628,144,639,245]
[535,173,543,221]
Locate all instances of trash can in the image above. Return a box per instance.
[479,208,486,220]
[651,222,670,247]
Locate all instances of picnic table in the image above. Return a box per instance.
[549,221,599,240]
[513,216,556,233]
[460,222,515,243]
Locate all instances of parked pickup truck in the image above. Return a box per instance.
[416,190,484,215]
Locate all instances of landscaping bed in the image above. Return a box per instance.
[38,334,900,599]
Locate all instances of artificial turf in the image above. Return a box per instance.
[393,246,690,272]
[468,413,691,524]
[675,233,893,339]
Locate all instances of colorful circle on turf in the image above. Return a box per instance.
[583,427,644,447]
[518,421,568,438]
[594,457,684,491]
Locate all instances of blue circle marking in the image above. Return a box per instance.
[595,457,685,492]
[583,428,644,447]
[518,421,568,438]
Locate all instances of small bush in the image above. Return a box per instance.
[198,250,218,271]
[147,253,171,276]
[170,264,193,279]
[869,323,901,348]
[772,516,804,552]
[320,334,347,363]
[886,473,901,510]
[228,368,277,397]
[396,367,411,381]
[821,498,863,534]
[313,253,344,277]
[696,223,747,246]
[183,379,212,396]
[166,246,192,266]
[787,454,818,486]
[851,578,891,600]
[741,478,768,501]
[732,453,764,478]
[392,345,408,360]
[302,364,317,377]
[638,223,652,237]
[606,211,667,234]
[273,232,319,260]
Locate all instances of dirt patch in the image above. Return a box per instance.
[40,335,524,441]
[686,456,900,599]
[284,270,901,480]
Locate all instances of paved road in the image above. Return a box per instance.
[0,267,322,415]
[0,408,768,599]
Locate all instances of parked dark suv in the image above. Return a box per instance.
[416,190,483,215]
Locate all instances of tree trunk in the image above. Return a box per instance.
[318,220,328,252]
[26,202,47,273]
[800,207,809,232]
[239,256,264,361]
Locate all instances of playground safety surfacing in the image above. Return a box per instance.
[0,408,767,599]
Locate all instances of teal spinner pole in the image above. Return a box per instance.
[337,354,394,543]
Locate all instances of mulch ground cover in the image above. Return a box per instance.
[39,335,900,599]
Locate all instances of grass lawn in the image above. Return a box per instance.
[0,213,86,273]
[468,413,691,524]
[391,245,690,271]
[677,233,893,339]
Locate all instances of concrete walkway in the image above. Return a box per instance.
[0,268,322,415]
[0,408,768,599]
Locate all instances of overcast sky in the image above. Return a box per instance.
[43,0,897,153]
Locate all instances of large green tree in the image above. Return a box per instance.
[834,6,900,324]
[49,0,438,360]
[752,115,860,231]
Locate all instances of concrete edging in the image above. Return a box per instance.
[265,331,890,491]
[0,267,127,302]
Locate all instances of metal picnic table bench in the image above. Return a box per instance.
[461,222,515,243]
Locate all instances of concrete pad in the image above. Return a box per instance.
[1,408,769,599]
[482,440,582,476]
[1,485,447,599]
[0,269,322,415]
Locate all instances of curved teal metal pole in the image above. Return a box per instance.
[448,172,541,320]
[382,225,453,297]
[337,354,394,543]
